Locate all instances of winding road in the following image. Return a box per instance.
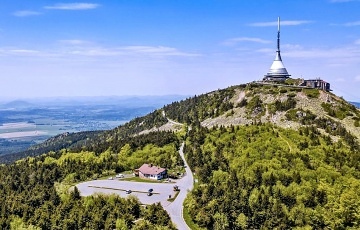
[163,142,194,230]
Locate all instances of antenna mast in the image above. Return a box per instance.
[277,17,280,52]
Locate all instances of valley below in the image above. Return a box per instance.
[0,95,186,156]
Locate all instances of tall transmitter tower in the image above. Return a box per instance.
[263,17,291,81]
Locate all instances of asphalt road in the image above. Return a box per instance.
[163,142,194,230]
[76,142,194,230]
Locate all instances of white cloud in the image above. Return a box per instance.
[285,46,357,59]
[69,47,122,56]
[0,44,199,58]
[330,0,360,2]
[59,39,92,45]
[69,45,200,57]
[248,20,313,27]
[44,3,100,10]
[223,37,271,46]
[330,21,360,26]
[0,47,61,58]
[10,49,39,53]
[121,46,200,56]
[13,10,41,17]
[343,21,360,26]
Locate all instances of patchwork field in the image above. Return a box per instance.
[0,95,187,156]
[0,105,154,155]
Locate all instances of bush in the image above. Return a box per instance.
[285,109,298,121]
[355,120,360,127]
[321,103,348,120]
[268,89,276,95]
[237,99,247,108]
[303,89,320,98]
[288,93,296,98]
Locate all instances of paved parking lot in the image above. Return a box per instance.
[77,143,193,230]
[77,179,178,205]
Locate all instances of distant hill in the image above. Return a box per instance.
[4,95,189,108]
[1,100,33,109]
[351,101,360,108]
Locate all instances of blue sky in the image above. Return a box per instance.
[1,0,360,101]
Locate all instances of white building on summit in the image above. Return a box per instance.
[263,17,291,81]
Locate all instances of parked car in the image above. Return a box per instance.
[126,190,132,194]
[108,177,113,180]
[147,192,152,196]
[116,174,124,178]
[148,188,153,193]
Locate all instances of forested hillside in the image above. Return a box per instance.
[0,109,167,164]
[184,123,360,229]
[5,83,359,164]
[0,131,181,229]
[0,131,101,164]
[163,85,238,125]
[1,82,359,229]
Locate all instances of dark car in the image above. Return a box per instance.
[147,192,152,196]
[148,188,153,193]
[126,190,132,194]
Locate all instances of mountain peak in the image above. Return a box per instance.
[3,81,359,163]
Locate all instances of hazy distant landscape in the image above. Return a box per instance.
[0,95,186,155]
[351,102,360,108]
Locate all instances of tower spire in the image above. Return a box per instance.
[263,17,290,81]
[277,17,280,52]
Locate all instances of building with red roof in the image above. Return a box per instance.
[137,163,167,180]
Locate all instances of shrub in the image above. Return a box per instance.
[237,99,247,108]
[355,120,360,127]
[268,89,276,95]
[285,109,298,121]
[303,89,320,98]
[321,102,349,120]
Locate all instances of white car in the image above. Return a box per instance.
[116,174,124,178]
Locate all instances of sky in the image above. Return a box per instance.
[1,0,360,101]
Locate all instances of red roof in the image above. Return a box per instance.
[138,164,166,175]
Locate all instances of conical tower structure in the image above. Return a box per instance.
[263,17,291,81]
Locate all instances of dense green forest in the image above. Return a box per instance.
[163,86,239,125]
[184,123,360,229]
[0,131,181,229]
[1,83,360,229]
[0,131,102,164]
